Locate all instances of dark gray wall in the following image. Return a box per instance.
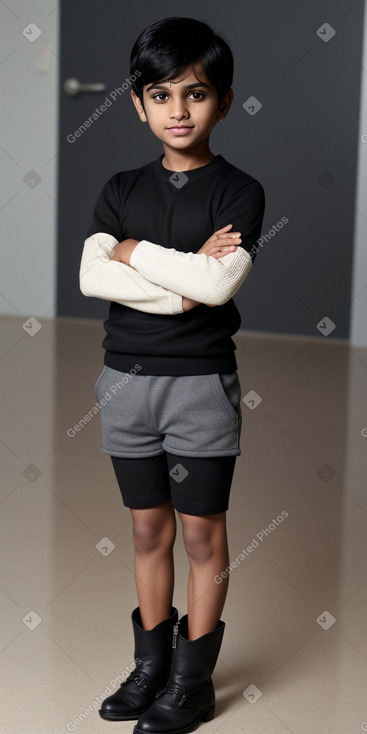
[57,0,366,339]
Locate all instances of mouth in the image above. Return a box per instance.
[167,126,193,135]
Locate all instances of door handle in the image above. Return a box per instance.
[63,78,106,96]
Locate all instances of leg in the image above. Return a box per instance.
[131,501,177,630]
[178,510,229,640]
[110,454,176,630]
[166,452,236,639]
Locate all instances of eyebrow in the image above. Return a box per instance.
[146,82,211,92]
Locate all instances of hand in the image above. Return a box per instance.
[182,297,217,311]
[197,224,242,259]
[186,224,241,308]
[109,239,140,264]
[182,296,202,311]
[182,224,241,310]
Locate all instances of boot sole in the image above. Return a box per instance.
[132,704,215,734]
[99,707,149,721]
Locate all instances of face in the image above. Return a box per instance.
[130,61,233,153]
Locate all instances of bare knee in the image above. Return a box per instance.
[181,515,225,564]
[184,533,213,564]
[132,503,176,554]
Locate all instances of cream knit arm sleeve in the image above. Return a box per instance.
[129,240,252,306]
[79,233,184,315]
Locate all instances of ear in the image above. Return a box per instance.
[218,88,234,118]
[130,90,147,122]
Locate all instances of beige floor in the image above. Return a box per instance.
[1,314,367,734]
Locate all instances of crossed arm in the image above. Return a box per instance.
[79,232,185,314]
[79,232,252,314]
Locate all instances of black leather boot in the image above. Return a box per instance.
[99,606,178,721]
[133,614,225,734]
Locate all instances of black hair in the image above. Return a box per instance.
[130,16,234,110]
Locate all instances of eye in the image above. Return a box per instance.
[152,93,169,101]
[151,91,206,102]
[189,92,205,100]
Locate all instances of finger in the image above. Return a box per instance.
[213,238,242,247]
[211,246,238,257]
[217,232,241,239]
[211,234,240,244]
[213,224,233,234]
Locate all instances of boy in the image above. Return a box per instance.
[79,16,265,734]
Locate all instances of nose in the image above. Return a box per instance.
[169,99,189,121]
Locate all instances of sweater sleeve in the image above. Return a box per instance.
[83,176,183,314]
[129,181,266,306]
[79,232,183,314]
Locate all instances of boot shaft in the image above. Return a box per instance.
[132,607,178,681]
[169,615,225,690]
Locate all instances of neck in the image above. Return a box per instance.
[161,142,215,171]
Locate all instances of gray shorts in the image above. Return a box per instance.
[93,366,242,458]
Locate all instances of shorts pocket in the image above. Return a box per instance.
[210,372,242,425]
[93,365,110,400]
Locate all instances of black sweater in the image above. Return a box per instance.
[87,153,265,375]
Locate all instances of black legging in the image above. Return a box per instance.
[110,451,237,516]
